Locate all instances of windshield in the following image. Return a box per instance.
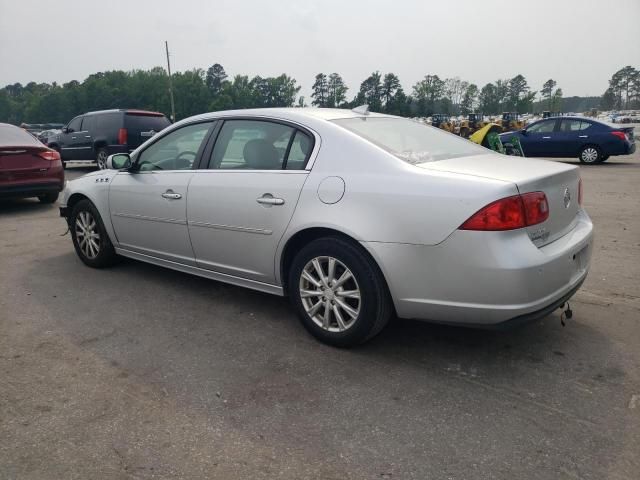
[332,117,486,163]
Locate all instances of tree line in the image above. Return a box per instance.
[0,64,637,125]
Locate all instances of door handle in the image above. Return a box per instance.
[161,190,182,200]
[85,135,91,138]
[579,135,588,138]
[257,194,285,206]
[71,136,77,139]
[542,136,551,139]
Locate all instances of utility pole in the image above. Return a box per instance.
[165,41,176,122]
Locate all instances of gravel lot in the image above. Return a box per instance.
[1,151,639,479]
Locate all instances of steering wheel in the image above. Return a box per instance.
[175,151,197,169]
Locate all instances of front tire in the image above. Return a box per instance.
[579,145,602,164]
[96,147,109,170]
[70,199,118,268]
[289,237,392,347]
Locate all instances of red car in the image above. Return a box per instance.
[0,123,64,203]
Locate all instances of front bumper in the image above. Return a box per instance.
[363,209,593,326]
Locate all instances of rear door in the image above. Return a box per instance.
[521,119,558,157]
[187,119,314,284]
[124,112,171,151]
[552,119,590,156]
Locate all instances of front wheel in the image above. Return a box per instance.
[96,148,109,170]
[70,199,118,268]
[579,145,602,164]
[289,237,392,347]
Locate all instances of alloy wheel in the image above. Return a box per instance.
[581,147,599,163]
[75,211,101,259]
[97,150,108,169]
[299,256,361,332]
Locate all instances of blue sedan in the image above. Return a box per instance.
[500,117,636,164]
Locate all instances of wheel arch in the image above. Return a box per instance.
[278,226,393,304]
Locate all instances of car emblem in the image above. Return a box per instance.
[563,187,571,209]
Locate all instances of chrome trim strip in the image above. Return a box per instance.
[61,146,92,150]
[114,247,284,296]
[188,220,272,235]
[112,212,186,225]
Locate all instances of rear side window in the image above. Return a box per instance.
[0,124,40,146]
[333,117,484,163]
[95,112,122,131]
[579,121,592,131]
[208,120,307,170]
[125,114,171,134]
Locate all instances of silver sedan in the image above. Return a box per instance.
[60,107,593,346]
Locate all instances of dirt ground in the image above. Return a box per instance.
[1,149,639,479]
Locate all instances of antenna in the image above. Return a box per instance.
[352,104,370,115]
[165,41,176,123]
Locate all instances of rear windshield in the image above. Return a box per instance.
[332,117,486,163]
[124,114,171,133]
[0,124,41,147]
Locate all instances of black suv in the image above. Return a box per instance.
[49,109,171,169]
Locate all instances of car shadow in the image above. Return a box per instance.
[0,197,58,216]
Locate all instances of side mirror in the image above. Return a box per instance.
[520,129,528,136]
[63,127,71,134]
[107,153,131,170]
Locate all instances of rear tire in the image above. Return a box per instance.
[288,236,392,347]
[70,199,118,268]
[579,145,602,164]
[38,192,59,204]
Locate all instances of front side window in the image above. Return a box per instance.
[208,120,311,170]
[67,116,82,133]
[528,120,556,134]
[333,117,485,164]
[136,122,211,171]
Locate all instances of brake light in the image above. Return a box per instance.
[38,150,60,161]
[460,192,549,231]
[578,178,583,205]
[611,131,626,141]
[118,128,128,145]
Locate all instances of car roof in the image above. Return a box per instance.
[185,107,391,124]
[82,109,165,117]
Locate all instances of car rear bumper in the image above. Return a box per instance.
[362,209,593,326]
[0,182,63,198]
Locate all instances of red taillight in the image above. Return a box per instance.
[521,191,549,226]
[578,178,583,205]
[38,150,60,161]
[118,128,128,145]
[460,192,549,231]
[611,131,626,141]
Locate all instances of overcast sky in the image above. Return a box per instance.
[1,0,639,99]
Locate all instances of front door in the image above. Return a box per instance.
[109,121,215,265]
[59,116,84,160]
[187,119,314,284]
[521,118,558,157]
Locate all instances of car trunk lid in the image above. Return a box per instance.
[416,153,581,247]
[0,146,53,183]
